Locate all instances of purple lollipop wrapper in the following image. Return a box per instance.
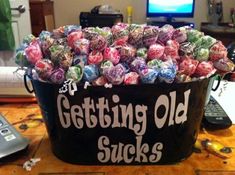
[50,68,65,84]
[105,63,126,85]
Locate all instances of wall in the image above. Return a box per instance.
[53,0,235,29]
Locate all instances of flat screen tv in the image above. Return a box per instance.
[146,0,195,22]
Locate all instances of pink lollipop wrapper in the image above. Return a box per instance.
[179,57,199,76]
[74,38,90,55]
[147,44,165,60]
[25,41,43,65]
[103,47,120,65]
[90,35,107,51]
[195,61,215,77]
[88,50,104,65]
[124,72,140,85]
[209,41,228,62]
[67,30,83,48]
[143,26,159,47]
[164,45,180,61]
[50,68,65,84]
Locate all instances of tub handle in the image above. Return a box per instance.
[211,76,221,91]
[24,74,34,93]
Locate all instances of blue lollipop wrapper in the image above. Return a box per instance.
[140,68,158,84]
[83,64,99,82]
[158,68,176,84]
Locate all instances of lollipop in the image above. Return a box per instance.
[143,26,159,47]
[73,55,87,67]
[209,41,228,62]
[83,64,99,82]
[128,26,144,47]
[195,61,215,77]
[25,41,43,65]
[34,59,53,80]
[179,42,195,56]
[172,28,187,44]
[66,65,83,82]
[158,68,176,84]
[187,29,204,43]
[73,38,90,55]
[100,60,114,75]
[112,23,129,46]
[105,63,126,85]
[88,50,103,65]
[137,47,148,59]
[147,44,165,60]
[140,68,158,84]
[50,68,65,84]
[213,58,235,73]
[67,30,83,48]
[103,47,120,65]
[179,57,199,76]
[15,50,30,67]
[119,45,136,62]
[157,24,175,44]
[90,35,107,51]
[130,57,147,73]
[195,47,210,62]
[124,72,140,85]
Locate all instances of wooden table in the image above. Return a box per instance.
[0,102,234,175]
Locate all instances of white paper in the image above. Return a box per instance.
[211,80,235,124]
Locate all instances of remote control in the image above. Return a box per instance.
[0,114,29,159]
[202,96,232,130]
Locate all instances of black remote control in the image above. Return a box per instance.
[202,96,232,130]
[0,114,29,159]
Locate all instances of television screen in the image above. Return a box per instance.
[147,0,195,19]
